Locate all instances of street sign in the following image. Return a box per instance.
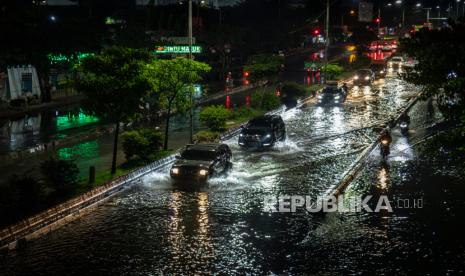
[358,1,374,22]
[154,45,202,54]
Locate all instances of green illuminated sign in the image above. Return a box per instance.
[47,52,94,65]
[154,45,202,54]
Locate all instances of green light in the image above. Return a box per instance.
[57,140,99,160]
[154,45,202,54]
[56,109,99,131]
[47,52,94,65]
[105,17,116,25]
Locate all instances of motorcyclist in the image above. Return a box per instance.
[379,129,392,145]
[379,129,392,158]
[342,83,349,94]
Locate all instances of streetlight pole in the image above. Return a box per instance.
[188,0,194,144]
[324,0,329,84]
[378,1,381,36]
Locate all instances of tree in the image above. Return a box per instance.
[349,26,378,47]
[200,105,230,131]
[243,54,284,84]
[40,158,79,195]
[148,58,211,150]
[121,129,163,161]
[400,24,465,121]
[77,47,153,174]
[323,64,344,80]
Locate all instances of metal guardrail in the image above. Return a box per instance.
[0,155,176,249]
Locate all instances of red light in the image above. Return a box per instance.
[245,95,251,107]
[243,71,249,77]
[313,29,320,35]
[375,18,380,23]
[225,95,231,109]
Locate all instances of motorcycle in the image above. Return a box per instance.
[380,139,391,158]
[399,121,409,135]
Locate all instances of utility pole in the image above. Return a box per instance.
[456,1,460,20]
[188,0,194,144]
[378,1,381,36]
[324,0,329,84]
[402,2,405,28]
[425,8,431,24]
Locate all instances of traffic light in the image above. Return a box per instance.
[243,71,250,86]
[313,28,320,36]
[375,17,381,23]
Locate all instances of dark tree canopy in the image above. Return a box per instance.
[401,24,465,120]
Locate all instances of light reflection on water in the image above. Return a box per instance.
[2,76,452,275]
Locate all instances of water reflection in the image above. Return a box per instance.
[167,191,213,270]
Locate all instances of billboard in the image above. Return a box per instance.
[358,1,374,22]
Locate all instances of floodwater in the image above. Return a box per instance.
[2,72,462,275]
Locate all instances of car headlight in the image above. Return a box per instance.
[199,169,208,176]
[364,76,370,80]
[380,70,384,74]
[354,75,359,80]
[171,168,179,174]
[239,133,244,137]
[334,95,340,100]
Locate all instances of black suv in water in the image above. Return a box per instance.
[238,115,286,149]
[370,63,387,79]
[170,144,232,181]
[353,69,375,86]
[317,84,347,106]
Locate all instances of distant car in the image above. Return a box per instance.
[238,115,286,149]
[353,69,375,86]
[317,84,347,105]
[170,144,232,181]
[370,64,387,79]
[388,56,404,68]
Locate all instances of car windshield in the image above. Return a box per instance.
[370,64,385,69]
[181,149,217,161]
[248,120,271,128]
[323,87,339,94]
[357,70,371,75]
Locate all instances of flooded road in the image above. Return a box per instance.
[2,73,448,275]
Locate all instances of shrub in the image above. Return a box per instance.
[193,130,221,143]
[121,129,163,161]
[200,105,230,131]
[40,158,79,195]
[323,64,344,80]
[9,175,42,215]
[251,90,281,111]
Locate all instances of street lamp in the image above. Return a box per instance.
[416,3,422,8]
[395,0,405,27]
